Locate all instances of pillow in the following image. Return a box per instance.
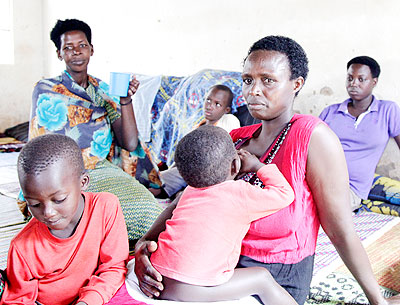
[4,121,29,143]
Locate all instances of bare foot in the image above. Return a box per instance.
[148,188,162,196]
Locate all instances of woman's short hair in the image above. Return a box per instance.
[175,125,236,188]
[50,19,92,50]
[18,134,84,178]
[347,56,381,78]
[246,35,309,82]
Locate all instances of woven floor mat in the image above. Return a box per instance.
[308,211,400,304]
[335,221,400,292]
[314,211,400,277]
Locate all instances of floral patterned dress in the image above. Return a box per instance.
[20,71,162,240]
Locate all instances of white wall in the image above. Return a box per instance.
[41,0,400,101]
[0,0,44,131]
[1,0,400,176]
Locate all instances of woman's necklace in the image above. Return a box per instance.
[263,122,292,165]
[236,122,292,187]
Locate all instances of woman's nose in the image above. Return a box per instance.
[72,47,80,55]
[249,82,262,96]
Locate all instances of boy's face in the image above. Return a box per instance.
[345,63,377,102]
[203,88,231,124]
[19,159,89,235]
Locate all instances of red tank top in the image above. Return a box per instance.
[230,114,322,264]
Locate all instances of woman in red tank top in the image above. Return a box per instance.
[134,36,400,305]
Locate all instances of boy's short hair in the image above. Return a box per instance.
[50,19,92,50]
[347,56,381,78]
[175,125,236,188]
[18,134,84,177]
[209,84,234,109]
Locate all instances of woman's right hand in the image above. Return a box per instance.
[134,239,164,298]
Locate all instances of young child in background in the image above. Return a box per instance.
[197,84,241,132]
[1,134,129,305]
[148,125,296,304]
[152,84,241,198]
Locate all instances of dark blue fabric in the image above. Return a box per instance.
[237,254,314,305]
[368,175,400,206]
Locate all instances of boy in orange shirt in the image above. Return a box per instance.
[1,134,129,305]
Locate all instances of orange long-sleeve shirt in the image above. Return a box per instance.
[2,192,129,305]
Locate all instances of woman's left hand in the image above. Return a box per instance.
[120,76,140,104]
[127,76,140,96]
[113,76,140,151]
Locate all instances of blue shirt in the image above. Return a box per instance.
[319,96,400,199]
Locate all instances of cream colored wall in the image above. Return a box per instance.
[1,0,400,177]
[0,0,44,132]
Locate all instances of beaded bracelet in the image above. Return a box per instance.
[120,99,133,106]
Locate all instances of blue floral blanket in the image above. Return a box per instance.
[146,69,245,166]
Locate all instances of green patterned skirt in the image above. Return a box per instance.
[87,159,163,240]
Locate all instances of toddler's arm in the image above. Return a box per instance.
[76,195,129,305]
[238,150,294,220]
[237,149,264,173]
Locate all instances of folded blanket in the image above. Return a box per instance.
[0,137,25,153]
[367,175,400,206]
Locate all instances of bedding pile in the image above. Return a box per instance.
[144,69,246,167]
[361,175,400,216]
[0,137,24,153]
